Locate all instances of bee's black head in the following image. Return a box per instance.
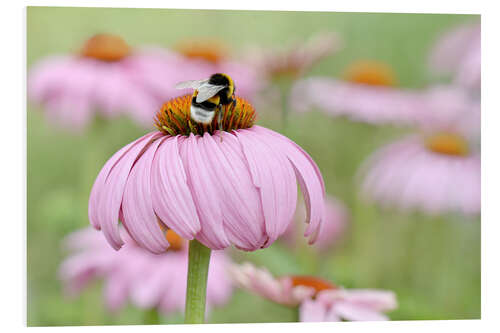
[208,73,230,86]
[209,73,235,105]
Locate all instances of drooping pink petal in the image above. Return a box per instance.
[283,195,348,251]
[130,255,178,308]
[332,301,389,321]
[97,133,162,250]
[92,62,129,115]
[207,251,234,305]
[428,22,480,86]
[43,93,94,131]
[60,227,233,316]
[89,132,156,230]
[235,129,297,246]
[122,138,170,254]
[198,132,267,250]
[339,290,398,312]
[151,136,201,239]
[178,134,231,249]
[299,299,330,322]
[103,273,130,312]
[158,265,187,313]
[58,252,106,296]
[252,126,325,243]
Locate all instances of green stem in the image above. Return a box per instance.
[143,308,160,325]
[293,305,301,322]
[184,239,212,324]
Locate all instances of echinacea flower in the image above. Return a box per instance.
[428,22,481,91]
[88,94,325,253]
[289,59,435,126]
[281,195,348,252]
[245,33,341,122]
[59,227,233,314]
[356,82,480,216]
[246,33,342,81]
[299,289,397,322]
[28,34,181,130]
[290,61,480,127]
[230,262,397,322]
[359,132,480,216]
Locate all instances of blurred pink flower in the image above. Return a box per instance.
[357,83,480,216]
[28,34,168,130]
[230,262,318,306]
[28,34,260,131]
[245,32,342,80]
[428,22,481,91]
[59,227,233,314]
[290,75,479,128]
[88,96,325,253]
[359,133,480,216]
[230,263,397,321]
[413,85,480,141]
[300,289,397,322]
[290,77,419,125]
[282,195,348,252]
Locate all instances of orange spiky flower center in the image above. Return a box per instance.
[154,95,256,136]
[289,276,338,295]
[343,60,396,86]
[425,132,469,156]
[175,39,226,64]
[81,34,131,62]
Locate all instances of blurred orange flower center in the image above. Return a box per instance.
[289,275,337,294]
[81,34,131,62]
[165,229,184,251]
[155,95,256,136]
[343,60,396,86]
[175,40,226,64]
[425,132,469,156]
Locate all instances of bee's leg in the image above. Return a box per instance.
[218,105,224,132]
[218,105,224,142]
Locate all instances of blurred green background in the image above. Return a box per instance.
[27,7,480,326]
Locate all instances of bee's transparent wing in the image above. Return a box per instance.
[195,84,227,103]
[175,79,209,90]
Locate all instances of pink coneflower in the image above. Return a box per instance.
[299,289,398,322]
[289,59,435,126]
[28,34,177,130]
[247,33,342,81]
[282,195,348,252]
[88,91,326,323]
[88,94,325,253]
[59,227,233,314]
[357,83,480,216]
[359,132,480,216]
[290,62,480,127]
[246,33,341,123]
[428,22,481,91]
[230,262,397,322]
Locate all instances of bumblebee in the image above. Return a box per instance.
[175,73,236,127]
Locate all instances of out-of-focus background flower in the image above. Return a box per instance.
[27,7,480,325]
